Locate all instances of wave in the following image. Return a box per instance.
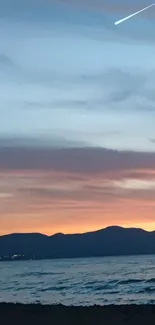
[108,280,118,284]
[38,286,68,292]
[16,286,35,291]
[105,291,119,295]
[85,280,99,286]
[18,271,63,277]
[118,279,143,285]
[137,287,155,294]
[118,278,155,285]
[94,285,110,291]
[85,279,118,289]
[95,290,119,295]
[94,284,117,291]
[146,278,155,283]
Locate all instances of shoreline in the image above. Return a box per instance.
[1,303,155,324]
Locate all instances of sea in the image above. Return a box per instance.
[1,255,155,306]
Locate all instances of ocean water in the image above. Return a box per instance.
[1,255,155,306]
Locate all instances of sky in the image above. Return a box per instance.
[0,0,155,235]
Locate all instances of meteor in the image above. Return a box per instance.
[114,2,155,25]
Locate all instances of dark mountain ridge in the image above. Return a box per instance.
[1,226,155,260]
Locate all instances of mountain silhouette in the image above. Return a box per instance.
[0,226,155,260]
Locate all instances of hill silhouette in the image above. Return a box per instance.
[0,226,155,260]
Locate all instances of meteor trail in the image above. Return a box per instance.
[114,3,155,25]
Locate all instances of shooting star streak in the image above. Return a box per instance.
[114,3,155,25]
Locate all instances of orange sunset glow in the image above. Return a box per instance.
[1,146,155,236]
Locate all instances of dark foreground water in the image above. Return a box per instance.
[1,255,155,306]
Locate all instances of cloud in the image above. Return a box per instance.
[79,68,155,112]
[23,99,90,110]
[1,141,155,234]
[1,150,155,208]
[0,141,155,173]
[0,136,89,150]
[5,67,155,115]
[23,68,155,113]
[1,148,155,234]
[0,54,13,67]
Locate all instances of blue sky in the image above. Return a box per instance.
[0,0,155,152]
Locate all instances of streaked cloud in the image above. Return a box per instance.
[0,143,155,235]
[1,143,155,172]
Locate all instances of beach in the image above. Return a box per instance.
[1,303,155,325]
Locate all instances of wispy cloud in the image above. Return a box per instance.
[1,143,155,172]
[0,145,155,234]
[0,53,13,66]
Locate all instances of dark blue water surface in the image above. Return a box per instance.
[1,255,155,305]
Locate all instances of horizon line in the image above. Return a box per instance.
[1,225,155,238]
